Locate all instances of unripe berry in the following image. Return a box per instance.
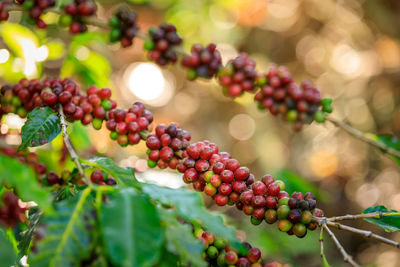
[225,251,238,265]
[278,219,293,232]
[301,210,313,224]
[207,246,219,259]
[251,216,263,225]
[277,205,290,219]
[243,205,254,215]
[204,183,217,196]
[293,223,307,238]
[117,134,128,146]
[210,174,221,187]
[265,209,278,224]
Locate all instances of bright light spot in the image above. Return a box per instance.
[355,183,380,208]
[0,49,10,63]
[128,63,165,101]
[229,114,256,141]
[330,44,362,77]
[19,38,38,77]
[4,113,26,129]
[309,149,338,177]
[209,4,238,30]
[76,46,90,61]
[136,170,185,189]
[1,124,9,134]
[35,45,49,62]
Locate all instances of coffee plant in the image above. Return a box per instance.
[0,1,399,267]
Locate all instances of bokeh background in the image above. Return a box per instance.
[1,0,400,266]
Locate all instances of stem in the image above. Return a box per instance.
[319,227,331,266]
[322,224,360,267]
[58,106,90,185]
[326,116,400,159]
[326,221,400,248]
[328,212,400,222]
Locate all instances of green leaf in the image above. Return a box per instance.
[80,157,139,187]
[0,154,51,211]
[142,184,244,251]
[158,208,206,267]
[100,188,164,267]
[374,134,400,165]
[362,205,400,232]
[29,188,95,267]
[17,211,42,257]
[158,248,181,267]
[18,107,61,151]
[275,169,330,202]
[0,229,17,266]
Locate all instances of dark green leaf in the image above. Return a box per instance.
[100,188,164,267]
[29,188,95,267]
[0,154,51,211]
[18,107,61,151]
[375,135,400,165]
[80,157,139,187]
[17,211,42,257]
[158,208,206,267]
[362,205,400,232]
[158,248,181,267]
[0,229,17,266]
[142,184,243,251]
[275,169,330,202]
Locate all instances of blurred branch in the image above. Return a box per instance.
[326,221,400,248]
[328,212,400,222]
[327,116,400,159]
[322,223,360,267]
[319,227,331,266]
[58,106,90,185]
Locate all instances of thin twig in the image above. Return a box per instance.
[319,227,330,266]
[328,212,400,222]
[322,224,360,267]
[326,221,400,248]
[327,116,400,159]
[58,106,90,184]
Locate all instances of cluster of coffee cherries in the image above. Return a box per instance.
[146,123,191,170]
[15,0,55,28]
[254,66,328,131]
[147,136,323,238]
[0,78,153,147]
[109,7,139,47]
[0,1,11,21]
[89,169,116,186]
[192,226,288,267]
[144,24,182,66]
[181,43,222,81]
[218,53,257,97]
[177,141,255,202]
[62,0,97,34]
[0,191,27,228]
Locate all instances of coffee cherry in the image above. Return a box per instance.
[46,171,60,185]
[252,181,267,196]
[215,194,228,206]
[206,246,219,259]
[288,209,301,223]
[145,24,182,65]
[90,170,104,184]
[301,210,313,224]
[277,205,290,220]
[293,223,307,238]
[267,182,280,196]
[181,43,222,80]
[225,251,238,265]
[277,219,293,232]
[265,209,278,224]
[247,247,261,263]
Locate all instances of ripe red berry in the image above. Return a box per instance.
[267,182,280,196]
[218,183,232,195]
[91,170,104,184]
[214,194,228,206]
[225,159,240,171]
[234,167,249,181]
[251,195,266,208]
[41,91,58,106]
[183,168,198,183]
[220,169,234,183]
[93,106,106,119]
[194,160,209,172]
[46,172,60,185]
[247,248,261,263]
[116,122,128,135]
[58,91,72,104]
[240,190,254,205]
[232,180,246,193]
[252,181,267,196]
